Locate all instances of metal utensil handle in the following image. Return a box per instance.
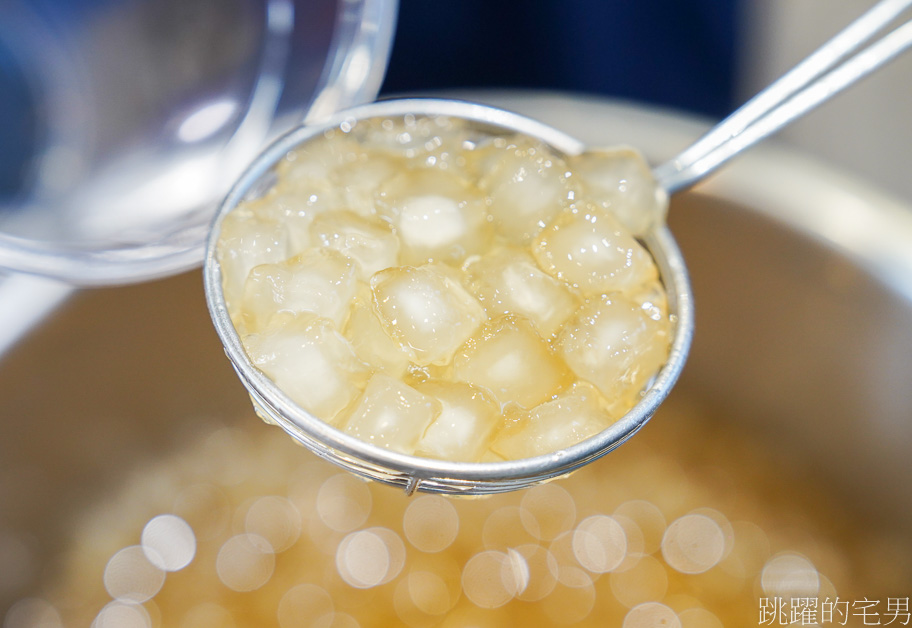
[654,0,912,193]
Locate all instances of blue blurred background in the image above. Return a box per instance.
[0,37,37,202]
[380,1,740,117]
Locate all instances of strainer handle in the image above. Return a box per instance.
[654,0,912,194]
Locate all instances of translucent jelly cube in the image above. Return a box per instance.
[376,169,489,265]
[309,210,400,281]
[242,315,369,422]
[467,247,579,338]
[343,290,411,380]
[371,265,486,366]
[353,115,477,178]
[557,293,670,414]
[414,381,501,462]
[248,185,340,256]
[352,115,470,163]
[341,373,440,454]
[277,132,363,189]
[240,248,358,333]
[492,382,613,459]
[532,203,657,295]
[570,147,668,237]
[331,153,404,217]
[462,135,510,180]
[454,315,572,408]
[217,207,290,314]
[477,137,575,243]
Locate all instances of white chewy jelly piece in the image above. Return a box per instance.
[492,382,613,459]
[242,315,369,423]
[371,265,485,366]
[414,381,501,462]
[570,147,668,237]
[240,248,358,333]
[477,137,575,243]
[532,203,657,295]
[376,169,490,266]
[341,373,440,454]
[454,315,572,409]
[467,247,579,338]
[309,210,400,281]
[557,293,670,414]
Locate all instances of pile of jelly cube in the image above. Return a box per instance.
[217,114,671,462]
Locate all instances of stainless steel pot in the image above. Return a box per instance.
[1,92,910,618]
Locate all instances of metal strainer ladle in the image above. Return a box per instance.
[205,0,912,495]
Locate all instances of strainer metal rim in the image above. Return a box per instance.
[204,97,694,494]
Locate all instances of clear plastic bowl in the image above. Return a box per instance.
[0,0,396,285]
